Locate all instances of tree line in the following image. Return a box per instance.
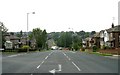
[49,30,96,50]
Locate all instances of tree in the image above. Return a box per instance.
[16,30,23,38]
[56,32,72,48]
[0,22,8,48]
[73,43,79,51]
[42,29,47,49]
[30,28,47,49]
[91,31,96,35]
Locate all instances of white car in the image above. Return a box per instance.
[0,48,4,51]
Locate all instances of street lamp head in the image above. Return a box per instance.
[32,12,35,14]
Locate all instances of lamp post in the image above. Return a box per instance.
[68,28,74,50]
[26,12,35,52]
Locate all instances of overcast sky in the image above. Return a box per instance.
[0,0,119,33]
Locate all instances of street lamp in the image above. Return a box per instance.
[27,12,35,33]
[68,28,74,50]
[26,12,35,52]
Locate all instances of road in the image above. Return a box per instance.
[2,50,118,74]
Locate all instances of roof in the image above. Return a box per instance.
[112,25,120,32]
[106,25,120,33]
[93,32,100,37]
[10,36,20,40]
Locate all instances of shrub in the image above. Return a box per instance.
[103,45,110,50]
[29,48,37,51]
[92,45,98,52]
[17,45,30,52]
[22,45,30,49]
[81,47,85,51]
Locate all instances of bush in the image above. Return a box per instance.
[17,45,30,52]
[92,45,98,52]
[81,47,85,51]
[29,48,37,51]
[22,45,30,49]
[17,48,27,52]
[103,45,110,50]
[73,43,79,51]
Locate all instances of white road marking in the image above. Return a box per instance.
[8,55,18,57]
[37,51,54,69]
[49,51,54,56]
[62,52,81,71]
[7,53,27,57]
[37,65,41,69]
[72,62,81,71]
[37,60,45,69]
[62,52,67,56]
[68,57,71,60]
[70,51,76,53]
[49,64,62,74]
[45,56,48,60]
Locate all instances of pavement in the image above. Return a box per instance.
[1,50,119,74]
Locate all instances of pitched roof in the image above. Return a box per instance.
[93,32,100,37]
[112,25,120,32]
[106,25,120,33]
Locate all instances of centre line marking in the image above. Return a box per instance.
[45,56,48,60]
[72,62,81,71]
[37,51,53,69]
[68,58,71,60]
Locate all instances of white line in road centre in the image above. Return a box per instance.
[72,62,81,71]
[62,52,71,60]
[62,52,67,56]
[62,52,81,71]
[37,51,54,69]
[45,56,48,60]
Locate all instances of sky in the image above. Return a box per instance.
[0,0,119,33]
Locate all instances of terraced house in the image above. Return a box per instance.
[83,23,120,49]
[99,24,120,49]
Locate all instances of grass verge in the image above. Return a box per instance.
[88,52,113,56]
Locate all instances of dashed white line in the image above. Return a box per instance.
[68,57,71,60]
[37,65,41,69]
[37,51,54,69]
[62,52,81,71]
[72,62,81,71]
[49,51,54,56]
[45,56,48,60]
[62,52,67,56]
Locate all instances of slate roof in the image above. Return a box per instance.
[106,25,120,33]
[93,32,100,37]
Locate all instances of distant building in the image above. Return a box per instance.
[47,39,56,49]
[4,32,21,49]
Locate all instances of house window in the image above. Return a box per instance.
[111,33,113,38]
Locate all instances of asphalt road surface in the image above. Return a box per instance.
[2,50,118,74]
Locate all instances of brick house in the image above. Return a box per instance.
[99,24,120,49]
[110,25,120,48]
[82,37,94,49]
[4,32,21,49]
[92,32,100,48]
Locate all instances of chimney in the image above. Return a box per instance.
[112,23,114,28]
